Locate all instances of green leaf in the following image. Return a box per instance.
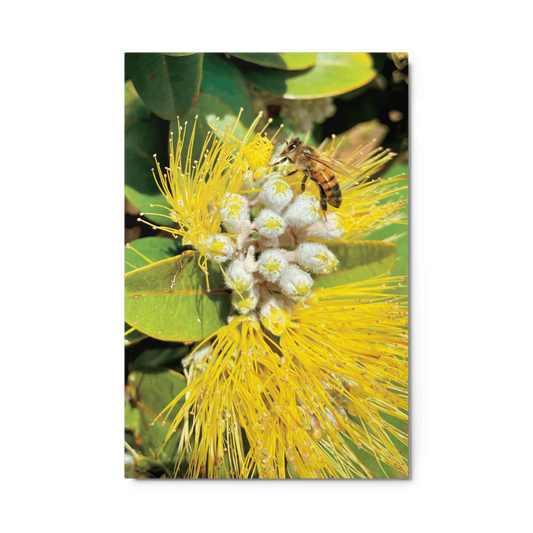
[125,236,185,274]
[132,345,191,373]
[128,369,187,469]
[125,53,204,120]
[125,237,187,346]
[169,91,249,165]
[165,53,197,57]
[125,323,147,346]
[230,53,316,71]
[134,50,199,57]
[124,116,171,226]
[240,52,376,99]
[124,401,141,434]
[122,80,152,133]
[367,161,409,293]
[201,54,255,126]
[313,241,397,288]
[125,250,231,342]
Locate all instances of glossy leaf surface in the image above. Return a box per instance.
[125,53,203,120]
[241,52,376,99]
[125,251,231,342]
[169,92,248,165]
[124,116,170,226]
[230,53,316,70]
[367,161,409,294]
[201,54,255,126]
[124,236,185,274]
[313,241,397,288]
[165,53,197,57]
[125,237,187,345]
[127,369,187,469]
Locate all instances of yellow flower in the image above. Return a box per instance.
[242,133,273,175]
[136,111,408,478]
[282,139,408,243]
[155,277,408,479]
[138,111,275,286]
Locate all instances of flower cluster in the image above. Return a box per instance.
[279,97,337,132]
[210,169,348,335]
[138,111,408,478]
[158,279,408,479]
[249,88,337,133]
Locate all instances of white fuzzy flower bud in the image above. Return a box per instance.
[225,258,254,292]
[304,212,345,240]
[279,98,336,132]
[260,296,292,336]
[255,208,286,239]
[283,192,320,229]
[205,234,233,263]
[220,193,249,234]
[244,245,257,274]
[279,266,314,301]
[232,285,259,315]
[296,242,338,274]
[183,342,212,368]
[257,177,294,213]
[257,249,287,282]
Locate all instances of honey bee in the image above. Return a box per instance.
[272,137,358,215]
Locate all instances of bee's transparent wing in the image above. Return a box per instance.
[307,153,362,178]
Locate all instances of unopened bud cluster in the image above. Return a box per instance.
[279,97,337,133]
[199,155,345,335]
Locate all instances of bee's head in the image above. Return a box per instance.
[271,137,301,165]
[285,137,301,153]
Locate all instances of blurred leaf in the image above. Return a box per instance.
[124,401,141,434]
[125,323,147,346]
[201,54,255,126]
[169,92,248,165]
[128,369,187,468]
[125,250,231,342]
[166,53,197,57]
[371,53,388,73]
[230,53,316,70]
[125,53,204,120]
[124,116,170,226]
[132,345,191,373]
[313,241,397,288]
[240,53,376,99]
[367,161,409,293]
[122,80,152,133]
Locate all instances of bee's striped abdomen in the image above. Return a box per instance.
[312,168,342,209]
[328,182,342,208]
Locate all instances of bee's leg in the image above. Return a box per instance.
[318,184,328,221]
[301,170,310,193]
